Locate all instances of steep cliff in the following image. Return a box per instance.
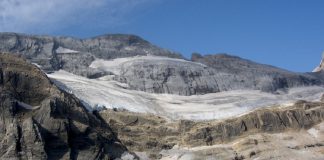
[0,53,133,160]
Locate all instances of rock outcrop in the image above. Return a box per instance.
[113,57,220,95]
[0,32,182,77]
[180,100,324,147]
[1,32,324,96]
[111,54,323,95]
[313,52,324,72]
[191,53,323,92]
[161,122,324,160]
[0,53,133,160]
[100,100,324,158]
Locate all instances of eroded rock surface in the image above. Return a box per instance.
[112,58,220,95]
[191,53,323,93]
[100,54,323,96]
[0,32,182,77]
[100,100,324,159]
[0,54,132,160]
[1,33,324,96]
[181,100,324,147]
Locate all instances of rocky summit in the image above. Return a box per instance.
[0,33,324,160]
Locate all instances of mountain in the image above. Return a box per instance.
[1,54,323,160]
[0,32,182,77]
[99,100,324,159]
[0,33,323,96]
[0,53,134,160]
[1,32,324,159]
[191,53,324,92]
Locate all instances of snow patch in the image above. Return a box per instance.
[89,55,207,75]
[47,70,324,120]
[307,128,319,138]
[17,101,39,110]
[120,152,135,160]
[32,63,42,68]
[56,47,79,54]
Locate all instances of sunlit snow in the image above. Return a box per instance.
[48,70,324,120]
[89,55,207,75]
[56,47,79,54]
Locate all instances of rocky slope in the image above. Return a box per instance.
[191,53,324,92]
[1,52,323,159]
[0,32,182,77]
[89,54,323,96]
[0,53,133,160]
[1,32,324,96]
[100,100,324,159]
[1,32,324,160]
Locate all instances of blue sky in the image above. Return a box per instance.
[0,0,323,72]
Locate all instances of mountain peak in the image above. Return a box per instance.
[313,52,324,72]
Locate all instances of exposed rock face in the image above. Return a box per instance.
[191,53,323,92]
[111,54,323,95]
[100,100,324,158]
[0,32,182,77]
[181,100,324,147]
[113,58,220,95]
[1,32,324,96]
[161,123,324,160]
[0,54,132,160]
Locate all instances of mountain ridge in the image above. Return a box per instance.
[0,32,324,159]
[0,32,323,96]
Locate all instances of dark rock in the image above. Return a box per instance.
[0,53,133,160]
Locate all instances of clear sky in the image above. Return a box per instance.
[0,0,323,72]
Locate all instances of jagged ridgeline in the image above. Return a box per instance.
[0,53,135,160]
[0,32,323,96]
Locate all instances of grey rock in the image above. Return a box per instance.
[0,53,134,160]
[112,53,323,96]
[113,58,220,96]
[0,32,323,96]
[191,53,323,92]
[0,32,182,77]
